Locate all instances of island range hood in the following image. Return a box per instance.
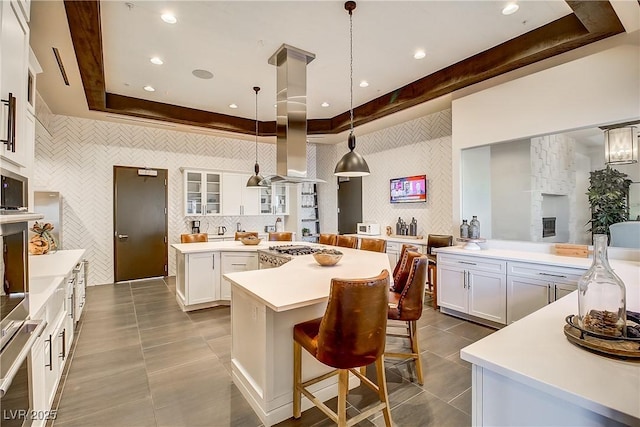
[261,44,325,185]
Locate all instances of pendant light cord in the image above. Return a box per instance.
[349,8,354,134]
[254,86,260,163]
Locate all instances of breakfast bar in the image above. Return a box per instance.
[223,246,391,426]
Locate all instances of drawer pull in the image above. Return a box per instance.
[458,261,477,265]
[538,272,566,279]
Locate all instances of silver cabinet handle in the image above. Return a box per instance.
[1,93,16,152]
[547,284,551,304]
[458,261,477,266]
[463,270,467,289]
[212,255,215,269]
[45,334,53,371]
[118,234,129,239]
[538,272,566,278]
[231,263,247,266]
[466,271,471,289]
[59,329,66,361]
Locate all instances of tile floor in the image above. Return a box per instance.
[50,277,495,427]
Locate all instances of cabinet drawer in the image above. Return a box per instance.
[508,261,584,284]
[438,254,506,274]
[221,253,258,273]
[386,241,401,252]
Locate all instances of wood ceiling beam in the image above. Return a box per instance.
[64,1,625,137]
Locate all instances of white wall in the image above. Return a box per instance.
[461,146,491,238]
[451,42,640,234]
[34,115,316,285]
[317,110,453,237]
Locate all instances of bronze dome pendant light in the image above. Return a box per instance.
[334,1,370,177]
[246,86,264,187]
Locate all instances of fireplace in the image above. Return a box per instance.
[542,217,556,238]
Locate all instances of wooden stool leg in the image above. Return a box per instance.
[337,369,349,427]
[375,356,393,427]
[409,320,424,386]
[431,264,438,309]
[360,366,367,377]
[293,341,302,418]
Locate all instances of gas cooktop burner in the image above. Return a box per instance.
[268,245,318,256]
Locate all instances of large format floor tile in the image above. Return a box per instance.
[51,277,494,427]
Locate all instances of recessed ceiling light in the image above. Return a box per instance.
[143,85,155,92]
[229,103,238,109]
[192,69,213,79]
[359,80,369,88]
[321,102,330,108]
[502,3,519,15]
[274,104,277,108]
[150,57,163,65]
[414,50,426,60]
[161,13,177,24]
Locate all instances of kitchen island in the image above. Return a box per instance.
[223,246,391,426]
[459,257,640,426]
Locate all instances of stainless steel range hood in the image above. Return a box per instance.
[262,44,325,185]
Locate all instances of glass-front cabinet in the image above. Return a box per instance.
[183,170,221,215]
[259,183,289,215]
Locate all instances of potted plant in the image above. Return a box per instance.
[586,165,632,238]
[302,228,310,237]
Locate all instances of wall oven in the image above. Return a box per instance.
[1,221,46,426]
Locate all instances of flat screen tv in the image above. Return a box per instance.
[390,175,427,203]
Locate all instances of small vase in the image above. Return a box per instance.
[469,216,480,239]
[460,220,469,238]
[577,234,626,337]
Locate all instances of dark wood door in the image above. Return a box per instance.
[337,177,362,235]
[113,166,168,282]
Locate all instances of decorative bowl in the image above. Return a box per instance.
[240,237,262,246]
[313,249,343,266]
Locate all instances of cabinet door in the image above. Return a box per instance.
[0,0,29,167]
[30,336,46,415]
[259,186,273,214]
[222,173,243,215]
[468,269,507,324]
[554,282,577,301]
[204,172,222,215]
[220,253,258,300]
[437,264,468,313]
[507,276,549,324]
[184,171,204,215]
[273,183,289,215]
[186,252,218,304]
[241,177,260,215]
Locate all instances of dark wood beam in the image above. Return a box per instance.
[63,0,105,110]
[64,1,625,137]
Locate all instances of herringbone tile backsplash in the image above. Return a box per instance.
[34,110,452,285]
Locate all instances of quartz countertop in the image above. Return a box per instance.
[172,240,306,254]
[460,258,640,425]
[345,233,428,245]
[224,246,391,312]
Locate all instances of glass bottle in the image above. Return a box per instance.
[469,216,480,239]
[578,234,626,337]
[396,217,402,235]
[460,220,469,238]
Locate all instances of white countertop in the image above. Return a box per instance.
[28,249,86,316]
[0,212,44,224]
[172,240,306,254]
[460,259,640,425]
[206,233,268,241]
[345,233,428,245]
[224,246,391,312]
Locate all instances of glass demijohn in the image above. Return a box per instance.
[577,234,627,337]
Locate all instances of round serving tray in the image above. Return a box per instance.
[564,315,640,359]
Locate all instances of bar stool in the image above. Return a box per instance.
[268,232,293,241]
[235,231,259,240]
[425,234,453,308]
[335,235,357,249]
[386,251,428,385]
[180,233,208,243]
[392,244,419,279]
[359,237,387,253]
[293,270,392,427]
[318,233,337,246]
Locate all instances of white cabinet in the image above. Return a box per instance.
[222,172,260,216]
[183,251,220,304]
[74,260,86,323]
[220,253,258,300]
[438,254,507,324]
[183,170,222,216]
[259,183,290,215]
[0,0,30,167]
[506,262,582,323]
[386,241,401,272]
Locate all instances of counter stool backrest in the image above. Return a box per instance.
[392,249,423,293]
[426,234,453,260]
[318,233,337,246]
[269,232,293,241]
[180,233,208,243]
[392,244,419,279]
[335,235,357,249]
[360,238,387,253]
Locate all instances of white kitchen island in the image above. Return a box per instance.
[459,258,640,426]
[223,247,391,427]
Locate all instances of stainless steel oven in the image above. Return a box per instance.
[1,221,46,426]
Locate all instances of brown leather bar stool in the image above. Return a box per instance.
[426,234,453,309]
[386,250,428,385]
[318,233,337,246]
[392,244,419,278]
[268,231,293,241]
[235,231,259,240]
[335,235,357,249]
[293,270,392,426]
[359,237,387,253]
[180,233,208,243]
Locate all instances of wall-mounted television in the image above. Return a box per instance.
[390,175,427,203]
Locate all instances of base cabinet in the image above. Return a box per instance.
[185,252,220,304]
[220,253,258,300]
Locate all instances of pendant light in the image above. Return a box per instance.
[334,1,370,177]
[246,86,264,187]
[604,126,638,165]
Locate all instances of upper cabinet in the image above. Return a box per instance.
[221,172,260,216]
[183,170,222,216]
[259,183,289,215]
[1,0,30,168]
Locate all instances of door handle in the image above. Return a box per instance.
[118,234,129,239]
